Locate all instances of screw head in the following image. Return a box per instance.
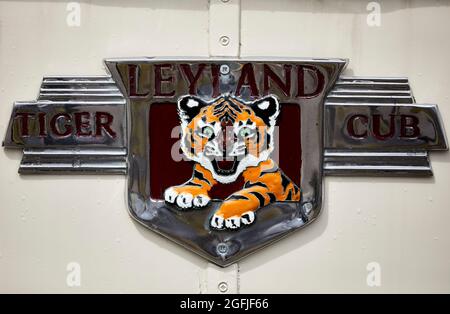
[219,36,230,46]
[303,202,313,214]
[220,64,230,75]
[218,281,228,293]
[221,0,230,3]
[216,242,229,255]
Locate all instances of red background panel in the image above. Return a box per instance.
[149,102,301,200]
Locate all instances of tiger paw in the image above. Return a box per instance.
[210,211,256,230]
[164,187,211,210]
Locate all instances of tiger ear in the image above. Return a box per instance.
[250,95,280,126]
[177,95,207,124]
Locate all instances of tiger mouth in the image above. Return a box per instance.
[211,157,239,175]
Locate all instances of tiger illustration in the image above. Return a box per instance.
[164,94,301,230]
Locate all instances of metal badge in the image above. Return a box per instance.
[3,58,447,266]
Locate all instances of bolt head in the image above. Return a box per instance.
[220,64,230,75]
[303,202,313,214]
[219,36,230,46]
[217,242,229,255]
[218,281,228,293]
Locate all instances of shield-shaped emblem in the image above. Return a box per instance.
[106,58,346,266]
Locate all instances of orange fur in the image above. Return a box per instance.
[165,96,301,229]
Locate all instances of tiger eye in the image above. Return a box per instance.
[201,126,214,138]
[239,127,252,138]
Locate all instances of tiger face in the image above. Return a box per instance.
[178,95,280,184]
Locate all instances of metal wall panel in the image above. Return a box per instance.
[0,0,449,293]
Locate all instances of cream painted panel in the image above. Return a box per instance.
[0,0,210,293]
[239,0,450,293]
[0,0,449,293]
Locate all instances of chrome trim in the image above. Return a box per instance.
[19,147,127,174]
[324,76,448,176]
[3,75,128,174]
[323,150,432,176]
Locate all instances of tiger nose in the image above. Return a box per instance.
[219,123,235,157]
